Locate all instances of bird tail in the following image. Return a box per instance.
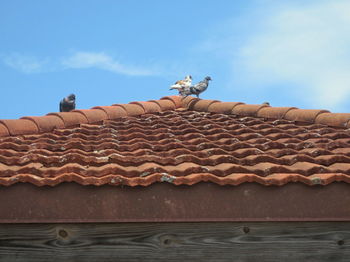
[170,85,182,90]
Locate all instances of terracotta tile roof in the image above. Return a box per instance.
[1,95,350,187]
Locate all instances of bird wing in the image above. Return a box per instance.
[175,79,186,85]
[192,81,205,91]
[171,78,191,90]
[170,84,183,90]
[170,87,179,90]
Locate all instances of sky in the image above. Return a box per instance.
[1,0,350,119]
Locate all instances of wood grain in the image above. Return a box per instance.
[0,222,349,262]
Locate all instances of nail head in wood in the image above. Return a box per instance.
[58,229,68,238]
[243,226,250,234]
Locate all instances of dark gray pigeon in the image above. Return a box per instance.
[59,94,76,112]
[189,76,212,98]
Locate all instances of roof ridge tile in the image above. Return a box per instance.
[284,109,330,123]
[315,113,350,128]
[187,99,220,112]
[0,123,9,136]
[180,96,199,108]
[112,103,145,116]
[21,115,65,133]
[160,95,183,108]
[257,107,297,119]
[148,99,177,111]
[47,112,88,127]
[208,102,244,114]
[92,106,127,119]
[72,108,108,124]
[0,119,39,136]
[232,104,270,117]
[130,101,162,113]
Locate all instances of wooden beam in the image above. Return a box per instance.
[0,222,349,261]
[2,183,350,223]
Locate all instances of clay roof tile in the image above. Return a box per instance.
[187,99,220,111]
[284,109,329,123]
[0,119,39,136]
[181,96,199,108]
[208,102,244,114]
[148,99,177,111]
[160,96,183,108]
[315,113,350,128]
[232,104,269,117]
[0,123,9,136]
[71,109,108,124]
[257,107,296,119]
[21,115,64,132]
[112,103,145,116]
[1,96,350,189]
[130,101,162,113]
[92,106,127,119]
[47,112,88,127]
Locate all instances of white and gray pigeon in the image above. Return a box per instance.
[170,75,192,95]
[59,94,76,112]
[188,76,212,98]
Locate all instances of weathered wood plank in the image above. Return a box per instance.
[0,222,349,262]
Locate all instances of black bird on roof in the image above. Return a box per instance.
[59,94,76,112]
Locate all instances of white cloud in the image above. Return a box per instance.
[240,1,350,108]
[2,51,158,77]
[2,54,49,74]
[202,0,350,110]
[61,52,156,76]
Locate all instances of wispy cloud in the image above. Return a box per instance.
[2,53,50,74]
[201,0,350,111]
[2,51,158,77]
[61,52,156,76]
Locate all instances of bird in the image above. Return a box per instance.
[188,76,212,98]
[169,75,192,95]
[59,94,76,112]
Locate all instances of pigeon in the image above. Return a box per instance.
[188,76,212,98]
[59,94,76,112]
[170,75,192,95]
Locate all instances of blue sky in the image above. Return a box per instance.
[1,0,349,119]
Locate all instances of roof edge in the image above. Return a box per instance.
[0,173,348,187]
